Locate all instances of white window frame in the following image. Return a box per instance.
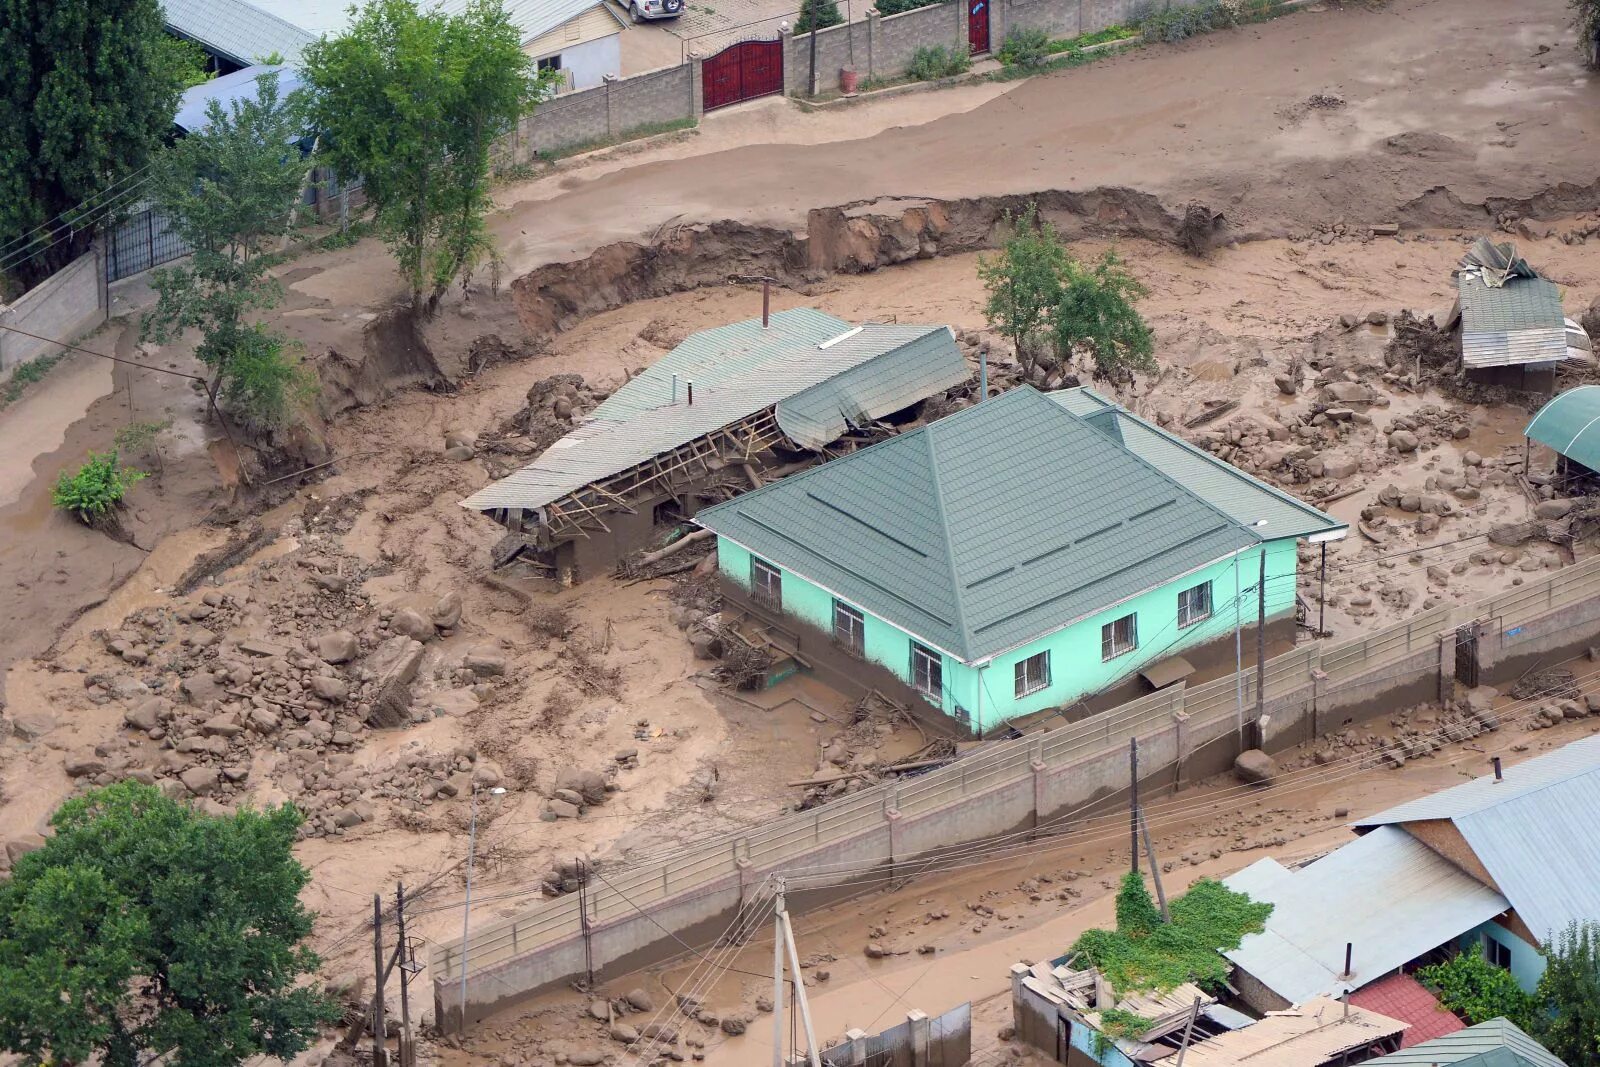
[1177,581,1213,629]
[1102,613,1137,662]
[911,642,942,701]
[751,557,782,610]
[1014,651,1050,698]
[833,600,865,656]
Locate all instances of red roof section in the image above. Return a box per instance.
[1348,973,1465,1049]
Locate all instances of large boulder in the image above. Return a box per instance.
[391,608,435,643]
[431,591,464,630]
[179,766,220,795]
[317,630,360,664]
[557,768,608,805]
[1233,749,1277,785]
[366,636,425,728]
[463,648,508,678]
[65,753,107,778]
[309,676,350,703]
[124,697,169,733]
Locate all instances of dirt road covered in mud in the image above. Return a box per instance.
[484,0,1599,275]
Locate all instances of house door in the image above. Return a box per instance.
[1456,623,1481,689]
[967,0,990,54]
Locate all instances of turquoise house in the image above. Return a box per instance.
[695,385,1345,734]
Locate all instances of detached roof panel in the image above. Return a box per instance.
[1047,388,1347,541]
[1167,997,1406,1067]
[462,311,966,514]
[1458,273,1568,368]
[1223,825,1510,1005]
[1525,385,1600,470]
[174,65,304,132]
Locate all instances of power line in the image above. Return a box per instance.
[0,323,206,383]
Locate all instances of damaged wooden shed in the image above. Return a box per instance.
[460,308,969,582]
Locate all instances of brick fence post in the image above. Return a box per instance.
[993,0,1009,50]
[865,8,880,83]
[603,74,619,138]
[688,52,705,119]
[906,1009,931,1066]
[956,0,969,54]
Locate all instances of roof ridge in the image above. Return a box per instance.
[921,411,974,662]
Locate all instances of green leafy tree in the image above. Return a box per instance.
[0,782,337,1067]
[1052,249,1155,379]
[796,0,843,34]
[0,0,188,288]
[1115,871,1163,938]
[1533,922,1600,1066]
[978,204,1068,377]
[302,0,552,316]
[156,36,215,90]
[51,451,146,527]
[141,70,313,432]
[1418,944,1540,1032]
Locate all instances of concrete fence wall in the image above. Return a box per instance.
[0,245,106,376]
[431,555,1600,1030]
[495,62,700,169]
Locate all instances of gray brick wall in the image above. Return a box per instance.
[0,248,105,376]
[1003,0,1081,41]
[498,62,696,166]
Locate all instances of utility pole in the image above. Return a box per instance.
[775,881,822,1067]
[372,894,389,1067]
[772,879,786,1067]
[1128,738,1139,875]
[458,784,506,1032]
[1318,541,1327,638]
[1138,810,1169,923]
[396,884,415,1067]
[1254,548,1267,748]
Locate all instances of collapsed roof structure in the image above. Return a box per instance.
[461,309,969,581]
[1446,238,1591,386]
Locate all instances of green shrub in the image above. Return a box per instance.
[1141,0,1239,43]
[1418,944,1540,1031]
[795,0,843,33]
[906,44,970,81]
[998,27,1051,67]
[52,451,147,525]
[875,0,942,15]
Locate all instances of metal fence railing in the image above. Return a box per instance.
[432,553,1600,983]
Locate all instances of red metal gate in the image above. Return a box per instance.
[967,0,990,53]
[701,38,783,111]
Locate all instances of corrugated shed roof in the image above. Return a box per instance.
[174,65,305,132]
[1353,736,1600,943]
[1048,388,1347,542]
[461,311,966,513]
[1223,826,1509,1005]
[1375,1018,1570,1067]
[1457,274,1568,368]
[697,386,1258,662]
[1525,385,1600,470]
[1346,973,1464,1048]
[163,0,316,66]
[1160,997,1406,1067]
[166,0,618,62]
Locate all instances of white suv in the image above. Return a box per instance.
[628,0,683,19]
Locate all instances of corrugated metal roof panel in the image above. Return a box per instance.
[1223,826,1510,1005]
[1376,1018,1570,1067]
[1525,385,1600,469]
[1354,736,1600,945]
[1047,388,1347,541]
[1458,273,1569,368]
[200,0,616,49]
[461,311,965,513]
[163,0,316,65]
[1171,997,1406,1067]
[775,325,966,449]
[174,65,304,132]
[698,386,1258,662]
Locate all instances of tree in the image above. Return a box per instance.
[302,0,551,316]
[1052,250,1155,379]
[977,204,1068,377]
[796,0,844,34]
[0,782,336,1067]
[141,70,313,432]
[155,36,215,91]
[1418,944,1540,1032]
[1533,922,1600,1066]
[0,0,187,288]
[1576,0,1600,69]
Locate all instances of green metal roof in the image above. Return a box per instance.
[1375,1018,1569,1067]
[697,386,1262,663]
[1526,385,1600,470]
[1049,388,1347,542]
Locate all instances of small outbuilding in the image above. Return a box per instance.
[1524,384,1600,492]
[1446,238,1591,391]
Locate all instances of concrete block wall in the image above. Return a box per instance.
[499,62,697,166]
[0,247,106,376]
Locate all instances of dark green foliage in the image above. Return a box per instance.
[977,203,1067,375]
[874,0,941,14]
[905,44,971,80]
[997,27,1051,67]
[0,351,65,407]
[1098,1008,1155,1040]
[0,0,188,286]
[1115,871,1163,937]
[1071,877,1272,996]
[51,451,146,524]
[1532,922,1600,1066]
[0,782,337,1067]
[1053,249,1156,379]
[1140,0,1240,43]
[156,35,214,90]
[1418,944,1540,1032]
[302,0,553,315]
[796,0,843,34]
[142,71,311,431]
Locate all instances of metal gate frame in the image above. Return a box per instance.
[701,37,784,112]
